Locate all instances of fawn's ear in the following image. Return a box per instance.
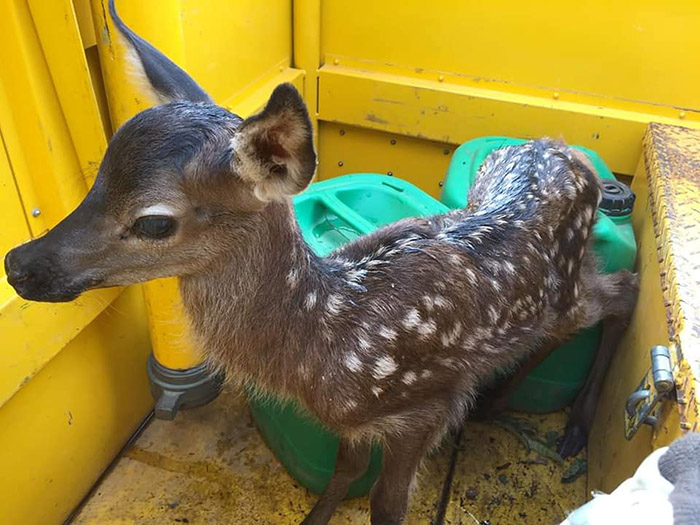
[108,0,211,104]
[232,83,317,201]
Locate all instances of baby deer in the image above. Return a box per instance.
[4,2,638,523]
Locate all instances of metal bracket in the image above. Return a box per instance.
[624,345,676,440]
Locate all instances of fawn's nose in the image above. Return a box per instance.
[4,243,55,296]
[4,248,31,286]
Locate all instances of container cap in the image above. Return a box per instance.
[599,179,635,217]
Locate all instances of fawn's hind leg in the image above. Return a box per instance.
[475,339,564,418]
[558,269,639,458]
[302,439,371,525]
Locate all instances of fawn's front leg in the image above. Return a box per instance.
[369,424,441,525]
[301,439,371,525]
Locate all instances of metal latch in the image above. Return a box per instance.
[624,345,676,440]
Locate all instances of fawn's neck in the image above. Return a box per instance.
[179,199,338,396]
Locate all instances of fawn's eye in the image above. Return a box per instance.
[132,215,177,239]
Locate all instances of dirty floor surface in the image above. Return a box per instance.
[73,390,586,524]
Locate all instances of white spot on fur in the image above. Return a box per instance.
[402,371,417,385]
[441,321,463,347]
[371,386,383,397]
[402,308,421,329]
[464,267,477,285]
[434,295,451,309]
[421,369,432,379]
[346,268,367,283]
[286,267,299,288]
[304,291,317,311]
[372,356,398,379]
[439,357,458,369]
[326,293,343,315]
[358,336,372,352]
[567,259,574,275]
[344,352,363,372]
[488,306,499,324]
[417,319,437,338]
[566,227,575,241]
[378,325,398,342]
[422,295,435,311]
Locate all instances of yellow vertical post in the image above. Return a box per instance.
[293,0,321,155]
[90,0,215,417]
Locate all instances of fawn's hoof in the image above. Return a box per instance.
[558,423,587,459]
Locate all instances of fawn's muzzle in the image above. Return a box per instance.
[4,241,98,303]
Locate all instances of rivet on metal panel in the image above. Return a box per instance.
[31,208,41,217]
[679,111,686,119]
[438,75,444,82]
[439,181,444,187]
[443,148,450,155]
[339,129,345,136]
[553,92,560,100]
[390,139,396,145]
[338,161,344,167]
[387,171,393,176]
[333,58,339,65]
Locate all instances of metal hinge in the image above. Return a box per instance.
[624,345,676,440]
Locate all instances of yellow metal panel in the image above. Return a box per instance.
[643,124,700,431]
[321,0,700,115]
[221,67,304,118]
[28,0,107,183]
[318,122,452,199]
[587,161,669,492]
[318,65,699,176]
[0,0,89,233]
[0,132,30,279]
[0,287,152,525]
[293,0,321,148]
[589,123,700,492]
[0,284,121,409]
[181,0,292,104]
[73,0,98,48]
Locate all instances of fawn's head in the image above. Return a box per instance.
[4,0,315,302]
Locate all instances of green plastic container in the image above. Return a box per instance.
[247,174,449,497]
[440,136,637,413]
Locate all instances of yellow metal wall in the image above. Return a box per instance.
[314,0,700,179]
[0,0,297,522]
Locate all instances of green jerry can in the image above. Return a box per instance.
[247,138,637,497]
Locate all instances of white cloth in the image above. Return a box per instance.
[560,447,674,525]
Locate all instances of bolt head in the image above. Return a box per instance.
[390,139,397,145]
[439,181,444,187]
[338,161,344,167]
[339,129,346,136]
[387,171,393,176]
[32,208,41,217]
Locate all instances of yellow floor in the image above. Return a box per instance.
[73,390,586,524]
